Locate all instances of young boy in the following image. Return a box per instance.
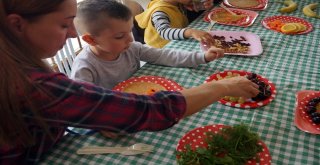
[71,0,224,90]
[135,0,214,48]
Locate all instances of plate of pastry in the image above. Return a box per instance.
[203,7,259,27]
[113,76,183,95]
[294,90,320,134]
[204,70,276,108]
[176,124,272,165]
[223,0,268,10]
[200,30,263,56]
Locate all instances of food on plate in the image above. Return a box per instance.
[209,10,247,23]
[302,3,320,18]
[305,97,320,124]
[278,0,297,13]
[209,35,250,53]
[228,0,260,8]
[267,20,285,32]
[280,23,307,34]
[176,124,264,165]
[215,72,245,103]
[215,72,271,103]
[122,82,166,95]
[246,73,272,101]
[266,20,307,34]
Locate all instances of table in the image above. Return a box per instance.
[40,0,320,164]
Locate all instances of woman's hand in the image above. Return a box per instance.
[214,76,260,99]
[204,46,224,62]
[180,76,259,117]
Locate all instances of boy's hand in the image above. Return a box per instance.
[204,46,224,62]
[203,0,214,10]
[184,0,214,11]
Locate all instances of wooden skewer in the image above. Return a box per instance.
[207,13,217,31]
[219,3,237,15]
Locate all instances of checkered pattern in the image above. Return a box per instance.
[39,0,320,164]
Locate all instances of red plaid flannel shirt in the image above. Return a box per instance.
[0,69,186,164]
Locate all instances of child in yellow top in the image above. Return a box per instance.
[136,0,214,48]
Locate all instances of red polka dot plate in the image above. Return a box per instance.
[262,16,313,35]
[223,0,268,10]
[113,76,183,92]
[204,70,276,108]
[294,90,320,134]
[176,124,272,165]
[203,8,259,27]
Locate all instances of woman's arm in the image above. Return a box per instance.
[181,76,259,117]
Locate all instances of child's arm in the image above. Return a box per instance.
[204,46,224,62]
[151,11,214,44]
[151,11,186,40]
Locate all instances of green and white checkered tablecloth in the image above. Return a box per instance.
[40,0,319,164]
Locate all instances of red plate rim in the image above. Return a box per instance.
[203,8,253,26]
[204,70,276,108]
[176,124,272,165]
[297,92,320,133]
[223,0,268,10]
[261,15,313,35]
[112,76,183,92]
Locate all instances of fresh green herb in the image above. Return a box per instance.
[176,124,263,165]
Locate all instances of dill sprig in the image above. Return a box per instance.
[176,124,263,165]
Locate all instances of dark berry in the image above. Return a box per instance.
[246,73,257,80]
[311,112,320,118]
[310,97,320,103]
[306,106,316,114]
[308,101,318,106]
[312,116,320,124]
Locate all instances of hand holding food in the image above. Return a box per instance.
[184,0,213,11]
[303,3,320,18]
[185,28,215,44]
[214,76,260,99]
[202,0,214,10]
[204,46,224,62]
[278,0,297,13]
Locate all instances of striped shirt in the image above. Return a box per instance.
[0,69,186,164]
[151,11,187,40]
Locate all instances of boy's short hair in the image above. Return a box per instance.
[75,0,132,36]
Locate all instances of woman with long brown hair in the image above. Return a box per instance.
[0,0,259,164]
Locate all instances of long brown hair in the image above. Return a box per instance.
[0,0,65,147]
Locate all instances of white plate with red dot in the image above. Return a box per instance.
[295,91,320,134]
[262,15,313,35]
[176,124,272,165]
[113,76,183,92]
[204,70,276,109]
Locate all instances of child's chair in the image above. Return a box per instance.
[49,36,82,76]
